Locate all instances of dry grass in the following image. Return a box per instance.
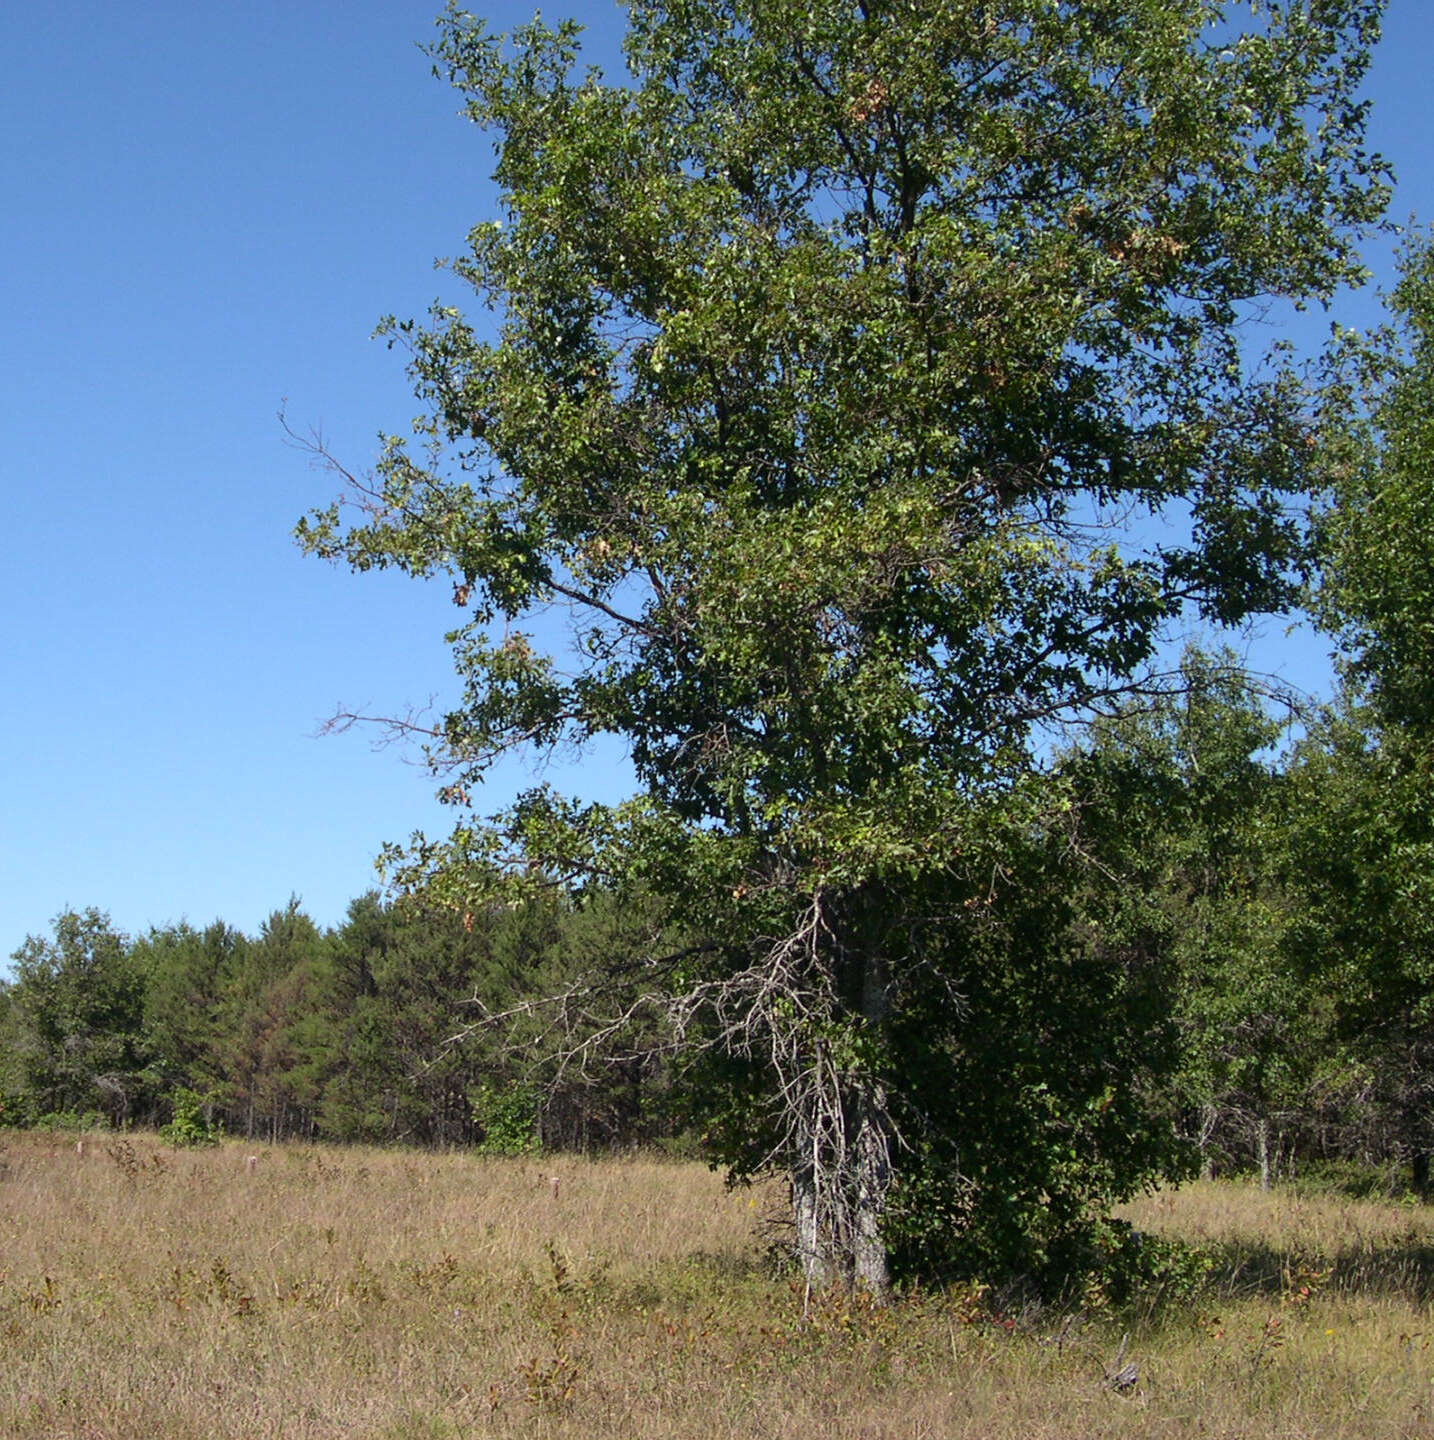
[1124,1180,1434,1306]
[2,1135,1433,1438]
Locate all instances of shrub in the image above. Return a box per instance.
[159,1088,220,1147]
[33,1109,109,1133]
[470,1082,541,1156]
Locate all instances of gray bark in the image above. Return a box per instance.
[792,1165,828,1287]
[852,1086,891,1293]
[1199,1103,1219,1180]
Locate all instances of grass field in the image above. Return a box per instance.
[2,1131,1432,1438]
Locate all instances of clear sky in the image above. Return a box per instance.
[2,2,1430,968]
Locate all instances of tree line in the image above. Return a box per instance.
[4,625,1432,1206]
[0,889,674,1151]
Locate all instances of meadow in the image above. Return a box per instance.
[1,1132,1432,1438]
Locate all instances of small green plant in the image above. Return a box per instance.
[159,1088,220,1148]
[470,1082,541,1157]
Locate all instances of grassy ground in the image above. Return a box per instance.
[1,1132,1432,1438]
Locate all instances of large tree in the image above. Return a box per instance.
[2,910,150,1126]
[1060,649,1320,1187]
[1291,234,1434,1194]
[301,0,1387,1289]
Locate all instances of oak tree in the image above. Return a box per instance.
[301,0,1387,1288]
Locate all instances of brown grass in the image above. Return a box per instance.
[1,1135,1432,1438]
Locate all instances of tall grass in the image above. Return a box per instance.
[2,1133,1432,1437]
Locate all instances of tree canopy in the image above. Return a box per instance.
[298,0,1388,1290]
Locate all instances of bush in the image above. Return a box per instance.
[33,1109,109,1133]
[159,1088,221,1147]
[470,1082,541,1157]
[1288,1157,1405,1201]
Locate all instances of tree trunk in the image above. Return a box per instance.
[1199,1102,1219,1180]
[1256,1114,1271,1192]
[792,1164,827,1287]
[1413,1150,1431,1199]
[1402,1084,1431,1200]
[852,952,892,1296]
[852,1085,891,1293]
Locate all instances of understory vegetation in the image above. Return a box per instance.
[0,1134,1431,1439]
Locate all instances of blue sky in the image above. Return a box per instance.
[2,2,1430,968]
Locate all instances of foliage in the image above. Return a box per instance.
[133,920,245,1104]
[1317,232,1434,739]
[0,890,684,1152]
[1294,233,1434,1195]
[1,909,152,1126]
[471,1080,542,1155]
[158,1087,222,1147]
[1058,649,1323,1181]
[297,0,1387,1289]
[27,1108,110,1133]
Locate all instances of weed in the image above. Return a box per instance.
[23,1276,60,1313]
[515,1315,583,1408]
[345,1255,386,1306]
[409,1253,460,1294]
[207,1258,256,1317]
[105,1137,166,1179]
[158,1258,255,1318]
[106,1137,142,1179]
[1246,1313,1286,1387]
[543,1238,571,1296]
